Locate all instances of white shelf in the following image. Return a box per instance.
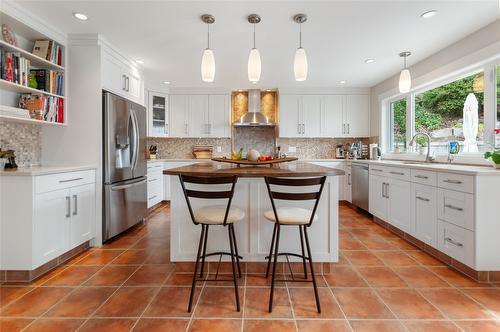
[0,79,64,99]
[0,40,64,71]
[0,114,65,126]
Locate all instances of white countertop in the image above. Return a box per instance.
[351,159,500,176]
[0,165,97,176]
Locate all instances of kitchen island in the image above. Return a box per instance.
[165,161,344,262]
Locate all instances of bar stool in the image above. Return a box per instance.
[264,176,326,313]
[179,175,244,312]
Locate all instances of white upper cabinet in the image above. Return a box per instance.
[279,94,369,138]
[147,91,169,137]
[101,47,144,105]
[302,95,322,137]
[279,95,301,137]
[170,95,189,137]
[188,95,209,137]
[208,95,230,137]
[344,95,369,137]
[169,94,230,138]
[323,95,344,137]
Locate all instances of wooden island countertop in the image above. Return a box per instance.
[164,161,345,177]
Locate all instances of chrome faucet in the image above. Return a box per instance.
[409,133,435,163]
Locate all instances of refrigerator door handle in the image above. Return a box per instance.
[111,178,147,191]
[129,109,140,172]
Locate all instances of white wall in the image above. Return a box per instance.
[370,19,500,138]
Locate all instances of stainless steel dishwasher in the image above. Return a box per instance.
[351,162,369,211]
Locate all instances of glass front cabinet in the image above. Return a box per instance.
[148,91,169,137]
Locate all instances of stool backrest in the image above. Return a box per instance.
[264,176,326,227]
[179,175,238,226]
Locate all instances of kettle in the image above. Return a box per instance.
[370,144,381,160]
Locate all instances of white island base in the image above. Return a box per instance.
[169,176,339,262]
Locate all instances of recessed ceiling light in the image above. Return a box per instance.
[73,12,88,21]
[339,80,346,84]
[365,59,375,64]
[135,60,144,64]
[420,10,437,19]
[163,81,170,85]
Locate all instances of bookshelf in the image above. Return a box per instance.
[0,12,66,126]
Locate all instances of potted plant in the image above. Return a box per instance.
[484,150,500,169]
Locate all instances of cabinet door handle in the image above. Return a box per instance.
[415,175,429,179]
[59,177,83,183]
[148,178,158,182]
[371,168,383,172]
[208,123,212,135]
[122,74,127,90]
[165,123,169,135]
[416,196,430,202]
[65,196,71,218]
[385,183,389,199]
[444,204,463,211]
[72,194,78,216]
[342,124,345,134]
[443,179,462,184]
[126,76,130,92]
[347,123,350,134]
[348,174,351,185]
[389,171,405,176]
[445,237,463,247]
[185,124,188,135]
[297,124,301,134]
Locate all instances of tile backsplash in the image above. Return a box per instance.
[0,122,41,167]
[147,137,231,159]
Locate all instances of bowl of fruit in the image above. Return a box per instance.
[212,148,297,167]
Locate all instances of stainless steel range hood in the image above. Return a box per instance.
[233,89,276,126]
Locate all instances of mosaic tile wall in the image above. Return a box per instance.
[0,122,41,167]
[147,137,232,159]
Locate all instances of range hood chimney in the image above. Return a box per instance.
[233,89,276,126]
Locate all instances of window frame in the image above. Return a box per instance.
[383,62,497,156]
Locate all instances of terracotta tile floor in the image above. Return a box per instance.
[1,204,499,331]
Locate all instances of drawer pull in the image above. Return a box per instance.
[416,196,430,202]
[59,177,83,183]
[148,195,157,200]
[371,168,383,172]
[390,171,405,175]
[444,204,463,211]
[148,178,158,182]
[443,179,462,184]
[415,175,428,179]
[445,237,463,247]
[65,196,71,218]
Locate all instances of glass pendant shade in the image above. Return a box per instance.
[201,48,215,82]
[294,47,308,81]
[399,68,411,93]
[248,48,261,83]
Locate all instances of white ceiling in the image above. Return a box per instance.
[13,0,500,89]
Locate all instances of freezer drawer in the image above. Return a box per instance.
[103,177,147,241]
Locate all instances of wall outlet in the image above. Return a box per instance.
[216,146,222,153]
[288,146,297,153]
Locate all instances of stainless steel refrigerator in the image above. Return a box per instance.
[102,91,147,241]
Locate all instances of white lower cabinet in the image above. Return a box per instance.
[437,220,474,267]
[1,169,96,270]
[411,183,437,247]
[344,163,352,203]
[147,162,164,208]
[369,174,387,220]
[386,178,411,233]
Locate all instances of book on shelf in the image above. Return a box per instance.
[30,69,64,96]
[18,93,64,123]
[32,40,63,66]
[0,46,32,87]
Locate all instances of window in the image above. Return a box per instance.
[414,72,484,150]
[390,98,407,151]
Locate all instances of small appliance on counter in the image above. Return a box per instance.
[369,143,381,160]
[148,144,158,159]
[335,145,346,159]
[193,145,213,159]
[0,149,18,169]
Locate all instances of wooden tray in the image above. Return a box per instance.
[211,157,298,167]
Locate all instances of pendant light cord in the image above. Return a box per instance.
[299,23,302,48]
[253,23,256,48]
[404,54,407,69]
[207,23,210,49]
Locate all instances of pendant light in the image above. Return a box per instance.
[201,14,215,82]
[293,14,308,81]
[247,14,262,83]
[398,51,412,93]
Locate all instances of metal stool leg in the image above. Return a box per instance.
[266,223,277,278]
[188,225,205,312]
[299,225,308,279]
[304,226,321,313]
[199,225,209,278]
[228,225,240,311]
[268,224,281,313]
[230,224,242,278]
